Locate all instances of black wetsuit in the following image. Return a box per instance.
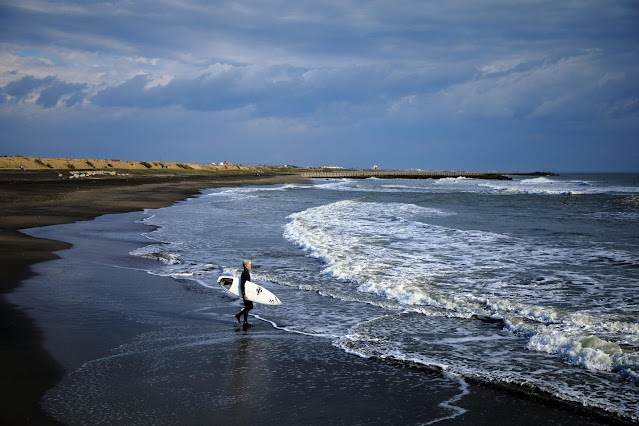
[236,267,254,323]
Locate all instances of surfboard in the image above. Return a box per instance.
[217,275,282,306]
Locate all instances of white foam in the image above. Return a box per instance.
[423,372,469,425]
[201,183,310,201]
[336,313,639,422]
[130,245,182,265]
[527,331,639,380]
[126,177,639,422]
[284,199,639,394]
[480,177,639,196]
[253,314,336,338]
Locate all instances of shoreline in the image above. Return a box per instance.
[1,169,308,291]
[10,210,625,425]
[0,169,307,423]
[0,169,631,424]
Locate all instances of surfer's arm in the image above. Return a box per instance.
[240,270,250,299]
[239,277,247,299]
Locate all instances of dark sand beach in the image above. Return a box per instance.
[0,169,304,423]
[0,169,627,425]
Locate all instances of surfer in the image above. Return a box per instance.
[235,260,254,324]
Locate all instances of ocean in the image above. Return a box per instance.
[123,173,639,422]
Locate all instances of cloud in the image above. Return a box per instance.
[92,69,247,111]
[401,51,639,121]
[2,75,55,97]
[89,64,401,117]
[0,75,87,108]
[37,79,87,107]
[1,0,638,170]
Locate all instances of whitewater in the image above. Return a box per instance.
[132,173,639,422]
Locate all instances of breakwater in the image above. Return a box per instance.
[301,170,514,180]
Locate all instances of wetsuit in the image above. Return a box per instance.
[236,267,254,323]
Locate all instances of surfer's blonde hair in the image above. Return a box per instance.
[243,259,251,268]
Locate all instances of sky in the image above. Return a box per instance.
[1,0,638,172]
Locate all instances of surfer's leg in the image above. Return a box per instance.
[242,300,253,323]
[236,302,247,323]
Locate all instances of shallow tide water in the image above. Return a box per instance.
[10,174,639,424]
[129,174,639,422]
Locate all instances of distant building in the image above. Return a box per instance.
[372,165,379,170]
[321,165,342,169]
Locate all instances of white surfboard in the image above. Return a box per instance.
[217,276,282,305]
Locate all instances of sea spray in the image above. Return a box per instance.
[131,174,639,422]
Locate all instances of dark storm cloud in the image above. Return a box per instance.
[93,69,253,112]
[3,0,638,120]
[1,0,638,170]
[2,75,55,97]
[37,79,87,107]
[90,63,429,116]
[0,75,87,108]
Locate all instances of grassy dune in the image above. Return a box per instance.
[0,155,301,173]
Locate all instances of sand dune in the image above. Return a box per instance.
[0,155,286,172]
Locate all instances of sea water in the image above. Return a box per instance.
[131,173,639,422]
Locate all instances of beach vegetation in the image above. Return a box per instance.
[33,158,54,168]
[0,155,318,174]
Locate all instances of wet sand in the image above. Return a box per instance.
[0,169,305,423]
[0,169,627,424]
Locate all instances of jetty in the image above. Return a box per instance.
[300,170,558,180]
[300,170,512,180]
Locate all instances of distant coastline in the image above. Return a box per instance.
[0,164,306,423]
[300,169,558,180]
[1,155,557,180]
[0,155,301,173]
[0,162,625,424]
